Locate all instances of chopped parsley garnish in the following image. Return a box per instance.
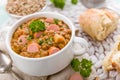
[39,40,44,45]
[71,0,78,5]
[71,58,93,78]
[38,37,53,45]
[29,20,45,33]
[50,0,65,9]
[71,58,80,71]
[48,37,53,45]
[20,25,23,29]
[54,19,59,24]
[44,37,53,45]
[27,35,33,40]
[41,33,46,36]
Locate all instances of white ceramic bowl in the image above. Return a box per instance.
[5,12,88,76]
[5,1,47,19]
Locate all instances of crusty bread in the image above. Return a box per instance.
[102,38,120,72]
[102,50,115,71]
[111,52,120,72]
[79,8,119,41]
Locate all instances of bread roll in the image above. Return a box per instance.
[102,50,115,71]
[112,52,120,72]
[102,38,120,72]
[79,8,119,41]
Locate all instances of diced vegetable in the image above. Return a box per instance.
[54,34,65,43]
[27,35,33,40]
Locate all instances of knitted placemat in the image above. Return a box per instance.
[0,0,120,80]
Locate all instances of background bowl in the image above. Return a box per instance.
[5,0,47,19]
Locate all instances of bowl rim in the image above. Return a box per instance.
[6,12,75,61]
[5,0,47,19]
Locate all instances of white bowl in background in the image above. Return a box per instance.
[5,1,47,19]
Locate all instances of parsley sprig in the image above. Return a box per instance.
[71,58,93,78]
[54,19,59,24]
[71,0,78,5]
[50,0,65,9]
[50,0,78,9]
[38,37,53,45]
[29,20,45,33]
[27,35,33,40]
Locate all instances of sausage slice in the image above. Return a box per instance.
[45,18,54,23]
[69,73,83,80]
[27,43,39,53]
[48,46,60,55]
[34,31,43,38]
[47,24,60,32]
[17,35,27,45]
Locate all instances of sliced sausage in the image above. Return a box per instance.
[34,31,43,38]
[48,46,60,55]
[47,24,59,32]
[69,73,83,80]
[17,35,27,45]
[27,43,39,53]
[45,18,54,23]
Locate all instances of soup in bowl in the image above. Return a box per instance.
[11,17,71,58]
[6,12,88,76]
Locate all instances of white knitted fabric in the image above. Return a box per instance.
[0,0,120,80]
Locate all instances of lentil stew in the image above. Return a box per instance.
[11,17,71,58]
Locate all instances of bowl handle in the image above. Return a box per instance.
[72,37,88,55]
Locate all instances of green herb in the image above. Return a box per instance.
[39,40,44,45]
[48,37,53,45]
[41,33,46,36]
[29,20,45,33]
[49,37,53,42]
[19,39,22,42]
[71,58,93,78]
[71,58,80,71]
[20,25,23,29]
[50,0,65,9]
[54,19,59,24]
[45,37,53,45]
[71,0,78,4]
[79,59,93,77]
[27,35,33,40]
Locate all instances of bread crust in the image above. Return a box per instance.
[102,38,120,72]
[79,9,119,41]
